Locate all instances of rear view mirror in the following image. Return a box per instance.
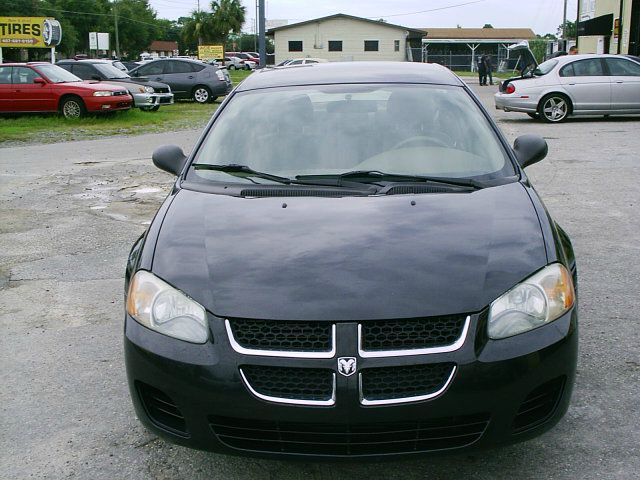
[33,77,46,84]
[513,134,548,169]
[152,145,187,175]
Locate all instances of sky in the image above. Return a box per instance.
[148,0,580,36]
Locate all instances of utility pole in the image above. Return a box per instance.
[258,0,265,67]
[562,0,568,39]
[114,0,121,59]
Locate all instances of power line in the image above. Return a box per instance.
[40,6,163,28]
[368,0,489,19]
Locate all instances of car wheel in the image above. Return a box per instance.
[192,86,211,104]
[538,94,571,123]
[527,112,540,120]
[60,96,85,119]
[229,65,236,70]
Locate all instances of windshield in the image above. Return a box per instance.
[192,84,513,183]
[534,59,558,76]
[94,63,130,79]
[35,64,81,83]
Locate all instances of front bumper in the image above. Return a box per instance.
[124,307,578,459]
[131,92,175,108]
[494,92,539,113]
[85,95,132,112]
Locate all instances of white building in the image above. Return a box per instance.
[267,14,425,64]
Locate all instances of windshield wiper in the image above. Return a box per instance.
[296,170,482,189]
[194,164,294,184]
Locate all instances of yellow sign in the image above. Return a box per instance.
[0,17,62,48]
[198,45,224,61]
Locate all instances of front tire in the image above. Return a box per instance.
[60,96,85,119]
[538,94,571,123]
[192,86,211,104]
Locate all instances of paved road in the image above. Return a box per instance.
[1,85,639,479]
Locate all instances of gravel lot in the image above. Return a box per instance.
[1,82,639,480]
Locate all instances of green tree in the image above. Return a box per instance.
[182,10,215,48]
[482,24,493,28]
[557,20,576,39]
[529,38,548,63]
[211,0,246,49]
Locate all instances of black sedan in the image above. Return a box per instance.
[124,62,578,459]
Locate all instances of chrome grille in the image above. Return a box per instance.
[359,363,456,405]
[240,365,335,406]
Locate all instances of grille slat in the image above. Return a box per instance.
[210,414,490,456]
[513,377,565,433]
[137,382,188,436]
[229,319,332,353]
[361,363,455,403]
[241,365,334,402]
[360,315,467,352]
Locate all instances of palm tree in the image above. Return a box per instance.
[211,0,246,50]
[182,10,214,47]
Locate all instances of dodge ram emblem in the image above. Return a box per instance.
[337,357,357,377]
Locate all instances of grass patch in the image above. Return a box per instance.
[0,70,255,146]
[0,101,219,145]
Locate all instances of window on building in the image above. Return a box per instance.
[394,40,400,52]
[364,40,379,52]
[328,40,343,52]
[289,41,303,52]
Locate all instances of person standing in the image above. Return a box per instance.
[477,54,487,85]
[569,46,578,55]
[484,54,494,85]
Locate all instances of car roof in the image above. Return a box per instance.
[2,62,51,67]
[57,59,111,64]
[548,53,636,64]
[236,61,463,92]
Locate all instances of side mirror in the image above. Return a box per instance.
[33,77,46,84]
[152,145,187,175]
[513,134,548,169]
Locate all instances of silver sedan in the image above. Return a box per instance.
[494,54,640,122]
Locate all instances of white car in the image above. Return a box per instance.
[224,56,256,70]
[277,58,329,67]
[494,42,640,122]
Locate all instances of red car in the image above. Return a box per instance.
[0,62,133,118]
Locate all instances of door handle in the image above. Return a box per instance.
[615,81,623,84]
[155,77,162,81]
[188,75,195,79]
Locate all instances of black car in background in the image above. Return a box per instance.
[128,58,232,104]
[57,59,173,111]
[124,62,578,459]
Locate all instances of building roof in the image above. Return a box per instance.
[236,61,462,92]
[149,40,178,51]
[267,13,426,39]
[422,28,536,40]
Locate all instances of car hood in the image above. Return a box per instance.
[152,182,547,320]
[108,77,168,89]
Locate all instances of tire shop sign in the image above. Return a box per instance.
[0,17,62,48]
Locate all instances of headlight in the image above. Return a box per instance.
[93,91,114,97]
[126,270,208,343]
[144,85,155,93]
[488,263,575,339]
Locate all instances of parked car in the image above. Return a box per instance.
[279,57,329,66]
[124,62,578,459]
[495,42,640,122]
[128,58,232,104]
[218,56,255,70]
[57,59,174,112]
[0,62,132,118]
[120,61,142,72]
[227,52,260,64]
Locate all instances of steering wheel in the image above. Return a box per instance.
[390,135,450,150]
